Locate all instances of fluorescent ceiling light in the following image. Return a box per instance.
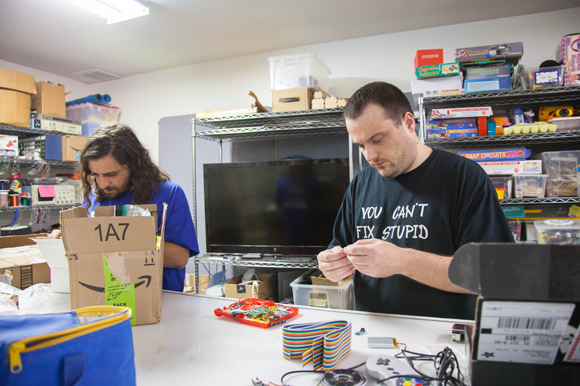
[67,0,149,24]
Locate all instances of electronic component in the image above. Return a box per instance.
[367,336,397,348]
[31,114,82,135]
[214,298,298,328]
[452,323,468,342]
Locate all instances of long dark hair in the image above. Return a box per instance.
[79,123,170,208]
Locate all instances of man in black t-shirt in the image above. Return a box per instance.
[317,82,513,320]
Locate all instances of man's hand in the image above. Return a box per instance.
[48,229,62,239]
[317,246,355,282]
[343,238,406,278]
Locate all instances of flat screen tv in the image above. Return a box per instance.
[204,158,350,256]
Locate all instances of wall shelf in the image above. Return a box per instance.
[500,197,580,205]
[0,124,81,137]
[424,130,580,149]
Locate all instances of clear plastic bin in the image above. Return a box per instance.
[534,219,580,245]
[490,176,513,199]
[66,103,120,137]
[541,150,580,197]
[268,53,331,92]
[514,175,547,198]
[290,275,354,310]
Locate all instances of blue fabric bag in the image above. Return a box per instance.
[0,306,136,386]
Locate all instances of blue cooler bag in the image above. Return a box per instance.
[0,306,136,386]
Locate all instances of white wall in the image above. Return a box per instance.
[82,7,580,163]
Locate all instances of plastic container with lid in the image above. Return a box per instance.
[490,176,513,199]
[268,53,331,92]
[290,275,354,310]
[514,175,547,198]
[541,150,580,197]
[534,219,580,245]
[65,102,120,137]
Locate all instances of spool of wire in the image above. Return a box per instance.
[321,369,367,386]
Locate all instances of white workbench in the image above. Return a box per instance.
[49,291,471,385]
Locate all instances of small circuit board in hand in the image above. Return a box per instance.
[214,298,299,328]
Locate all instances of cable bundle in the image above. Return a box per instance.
[282,320,352,371]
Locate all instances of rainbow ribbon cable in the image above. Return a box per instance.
[282,320,352,371]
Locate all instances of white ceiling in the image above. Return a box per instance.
[0,0,577,83]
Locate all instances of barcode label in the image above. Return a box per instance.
[477,301,575,365]
[498,317,557,330]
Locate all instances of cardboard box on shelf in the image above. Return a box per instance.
[414,49,444,68]
[556,33,580,87]
[184,274,209,294]
[224,273,275,300]
[0,68,37,128]
[60,204,165,326]
[310,275,350,287]
[31,81,66,118]
[62,135,89,162]
[272,87,312,112]
[0,234,50,290]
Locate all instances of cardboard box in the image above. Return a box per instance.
[31,81,66,118]
[184,273,209,294]
[0,68,36,128]
[477,160,543,175]
[454,42,524,63]
[466,64,511,79]
[416,62,460,79]
[0,234,50,290]
[310,275,350,287]
[449,243,580,385]
[431,106,493,119]
[32,237,69,293]
[60,205,165,326]
[465,77,512,93]
[556,33,580,86]
[414,49,443,68]
[272,87,312,112]
[62,135,89,162]
[224,273,275,300]
[411,75,464,99]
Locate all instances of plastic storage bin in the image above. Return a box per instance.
[268,53,331,92]
[541,150,580,197]
[534,219,580,245]
[490,176,513,199]
[66,103,120,137]
[290,275,354,310]
[514,175,547,198]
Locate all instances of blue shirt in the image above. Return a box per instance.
[87,181,199,291]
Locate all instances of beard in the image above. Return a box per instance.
[97,180,131,201]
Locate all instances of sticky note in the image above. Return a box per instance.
[38,185,56,198]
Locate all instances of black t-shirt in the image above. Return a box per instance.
[329,148,514,320]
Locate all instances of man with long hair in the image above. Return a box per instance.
[317,82,513,319]
[79,123,199,292]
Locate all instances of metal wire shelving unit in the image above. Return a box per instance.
[194,108,347,141]
[424,130,580,149]
[500,197,580,205]
[0,124,82,137]
[195,255,318,269]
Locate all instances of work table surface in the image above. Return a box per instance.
[49,291,471,385]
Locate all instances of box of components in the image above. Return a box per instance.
[465,77,512,93]
[415,62,460,79]
[0,135,18,157]
[20,134,62,160]
[556,33,580,87]
[535,219,580,245]
[431,106,492,119]
[454,42,523,63]
[291,275,354,310]
[60,204,165,326]
[450,243,580,386]
[541,150,580,197]
[31,114,82,135]
[466,64,511,79]
[477,160,542,175]
[514,174,547,198]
